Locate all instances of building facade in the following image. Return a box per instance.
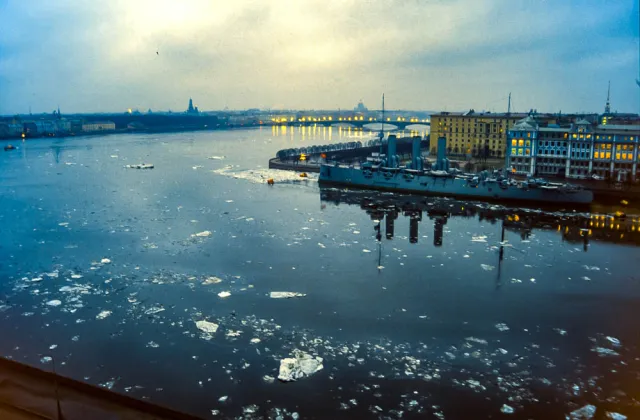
[506,116,640,182]
[430,111,535,158]
[82,121,116,132]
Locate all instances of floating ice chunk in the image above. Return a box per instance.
[58,222,69,227]
[96,310,112,320]
[226,330,241,337]
[202,276,223,285]
[225,200,234,203]
[146,341,159,348]
[605,412,627,420]
[362,249,371,253]
[269,292,306,299]
[0,305,10,312]
[210,410,220,416]
[208,156,225,160]
[70,274,83,279]
[463,254,470,258]
[317,243,326,248]
[218,395,228,403]
[192,165,203,170]
[498,348,508,355]
[191,231,212,238]
[582,276,591,281]
[40,356,52,364]
[501,404,514,414]
[45,270,59,278]
[243,405,259,414]
[217,291,231,298]
[71,336,80,342]
[263,375,275,384]
[278,350,324,382]
[495,323,510,332]
[605,336,621,347]
[377,265,385,270]
[569,404,596,419]
[100,380,116,390]
[49,344,57,350]
[250,338,261,344]
[583,265,600,271]
[465,337,488,345]
[480,264,495,271]
[554,328,568,336]
[100,258,111,264]
[46,300,62,307]
[195,320,219,334]
[471,236,487,242]
[592,347,619,357]
[144,306,165,315]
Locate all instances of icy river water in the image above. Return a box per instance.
[0,126,639,419]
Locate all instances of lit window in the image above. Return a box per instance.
[579,134,584,139]
[511,148,516,155]
[616,153,621,160]
[630,137,635,141]
[526,140,531,147]
[518,139,524,147]
[526,148,531,155]
[607,144,612,150]
[622,153,627,160]
[623,145,628,150]
[596,135,600,140]
[594,152,599,159]
[587,134,591,139]
[564,133,568,138]
[630,146,635,151]
[572,134,577,139]
[511,139,517,146]
[527,133,531,138]
[518,148,523,155]
[608,136,612,140]
[606,152,611,159]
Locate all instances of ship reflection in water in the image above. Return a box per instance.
[320,187,640,281]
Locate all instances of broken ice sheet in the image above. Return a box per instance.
[278,350,323,382]
[202,276,222,285]
[569,404,596,419]
[480,264,495,271]
[191,231,212,238]
[217,291,231,298]
[96,310,112,320]
[495,323,510,332]
[46,299,62,307]
[195,320,219,334]
[269,292,306,299]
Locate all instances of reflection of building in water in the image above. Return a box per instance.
[319,188,640,249]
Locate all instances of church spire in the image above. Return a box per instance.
[604,81,611,114]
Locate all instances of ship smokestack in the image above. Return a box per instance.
[412,136,422,170]
[386,134,397,168]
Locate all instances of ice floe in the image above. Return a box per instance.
[278,350,324,382]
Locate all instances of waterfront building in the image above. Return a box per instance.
[506,116,640,182]
[82,121,116,132]
[430,110,545,158]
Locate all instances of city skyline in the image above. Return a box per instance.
[0,0,638,115]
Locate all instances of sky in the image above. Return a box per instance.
[0,0,638,114]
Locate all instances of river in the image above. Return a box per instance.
[0,126,638,419]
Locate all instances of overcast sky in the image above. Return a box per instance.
[0,0,638,114]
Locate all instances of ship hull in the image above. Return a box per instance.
[319,165,593,205]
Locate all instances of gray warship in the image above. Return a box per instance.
[318,134,593,205]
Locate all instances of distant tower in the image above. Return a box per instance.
[57,105,61,119]
[604,81,611,114]
[188,98,194,113]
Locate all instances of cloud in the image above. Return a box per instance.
[0,0,637,114]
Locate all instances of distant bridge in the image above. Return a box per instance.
[269,115,430,130]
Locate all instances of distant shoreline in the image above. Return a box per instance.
[0,125,263,142]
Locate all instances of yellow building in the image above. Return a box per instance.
[430,111,533,158]
[82,121,116,132]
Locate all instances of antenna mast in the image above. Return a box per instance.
[507,92,511,115]
[604,81,611,114]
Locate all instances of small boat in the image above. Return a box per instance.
[125,163,154,169]
[4,144,16,151]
